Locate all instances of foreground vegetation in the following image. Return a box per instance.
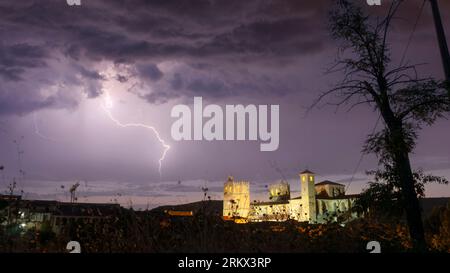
[1,201,449,253]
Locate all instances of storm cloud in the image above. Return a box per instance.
[0,0,336,115]
[2,0,449,115]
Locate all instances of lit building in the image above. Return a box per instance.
[223,176,250,220]
[223,170,359,224]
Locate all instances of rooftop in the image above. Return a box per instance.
[9,199,121,217]
[315,180,345,187]
[316,194,360,200]
[300,169,314,174]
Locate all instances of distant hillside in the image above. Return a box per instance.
[150,200,222,215]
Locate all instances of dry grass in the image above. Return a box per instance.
[1,202,449,253]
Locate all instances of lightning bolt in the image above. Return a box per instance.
[100,93,170,178]
[33,113,60,143]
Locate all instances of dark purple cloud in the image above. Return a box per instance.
[0,0,337,115]
[0,43,48,81]
[136,63,164,81]
[1,0,449,115]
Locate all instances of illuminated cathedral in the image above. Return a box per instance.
[223,170,360,223]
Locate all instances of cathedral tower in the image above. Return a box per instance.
[300,169,316,223]
[223,176,250,219]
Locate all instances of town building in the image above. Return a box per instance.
[0,194,121,234]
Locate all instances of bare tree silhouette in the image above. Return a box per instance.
[69,182,80,203]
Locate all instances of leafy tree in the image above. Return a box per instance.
[355,168,448,220]
[318,0,450,250]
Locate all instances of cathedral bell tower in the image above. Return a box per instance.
[300,169,316,223]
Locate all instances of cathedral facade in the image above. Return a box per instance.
[223,170,359,223]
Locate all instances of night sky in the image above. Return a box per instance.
[0,0,449,208]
